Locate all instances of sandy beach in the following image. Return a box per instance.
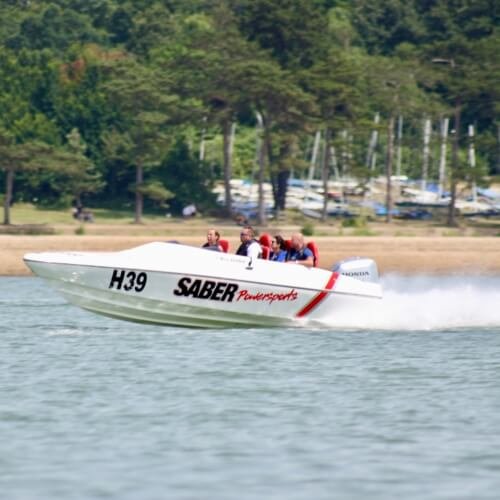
[3,234,500,276]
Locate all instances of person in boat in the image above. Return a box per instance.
[286,232,314,267]
[202,228,223,252]
[270,235,287,262]
[236,225,262,259]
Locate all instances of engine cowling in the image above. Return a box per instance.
[332,257,379,283]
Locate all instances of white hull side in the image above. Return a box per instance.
[24,261,315,328]
[24,243,382,329]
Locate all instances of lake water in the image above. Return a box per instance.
[1,276,500,500]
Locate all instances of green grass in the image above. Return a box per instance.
[341,216,368,229]
[394,230,416,236]
[6,203,500,238]
[9,203,74,225]
[352,227,378,236]
[8,203,168,225]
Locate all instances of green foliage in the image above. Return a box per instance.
[351,0,425,55]
[6,3,106,53]
[340,215,377,235]
[16,128,102,206]
[155,137,216,215]
[0,223,56,235]
[99,55,193,220]
[236,0,329,69]
[352,226,377,236]
[0,0,497,217]
[301,221,315,236]
[342,216,368,228]
[136,181,173,207]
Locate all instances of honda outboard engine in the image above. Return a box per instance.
[332,257,379,283]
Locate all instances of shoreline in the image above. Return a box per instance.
[2,235,500,276]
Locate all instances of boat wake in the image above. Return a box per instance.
[319,274,500,330]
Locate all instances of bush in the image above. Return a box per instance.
[352,227,377,236]
[342,216,367,228]
[301,221,315,236]
[75,224,86,235]
[0,224,56,235]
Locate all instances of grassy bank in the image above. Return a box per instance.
[2,203,500,238]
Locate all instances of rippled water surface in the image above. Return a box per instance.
[1,276,500,500]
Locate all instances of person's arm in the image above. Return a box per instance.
[288,248,314,266]
[299,248,314,267]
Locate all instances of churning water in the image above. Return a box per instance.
[1,276,500,500]
[321,274,500,330]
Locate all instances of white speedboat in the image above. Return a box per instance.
[24,242,382,328]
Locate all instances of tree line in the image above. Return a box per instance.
[1,0,498,225]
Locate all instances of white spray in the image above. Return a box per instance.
[320,275,500,330]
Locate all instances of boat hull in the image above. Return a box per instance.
[24,242,382,328]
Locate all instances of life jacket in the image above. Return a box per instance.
[270,250,287,262]
[287,246,312,262]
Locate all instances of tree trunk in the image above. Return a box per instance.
[222,118,232,217]
[385,114,395,223]
[497,123,500,175]
[276,169,289,211]
[321,128,332,222]
[274,140,294,213]
[447,98,461,227]
[256,113,266,226]
[3,168,14,225]
[263,124,279,216]
[270,171,278,216]
[396,115,403,179]
[448,176,457,226]
[135,162,143,224]
[307,131,321,188]
[257,144,266,225]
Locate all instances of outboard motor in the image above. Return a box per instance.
[332,257,379,283]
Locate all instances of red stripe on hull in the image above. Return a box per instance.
[295,272,339,318]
